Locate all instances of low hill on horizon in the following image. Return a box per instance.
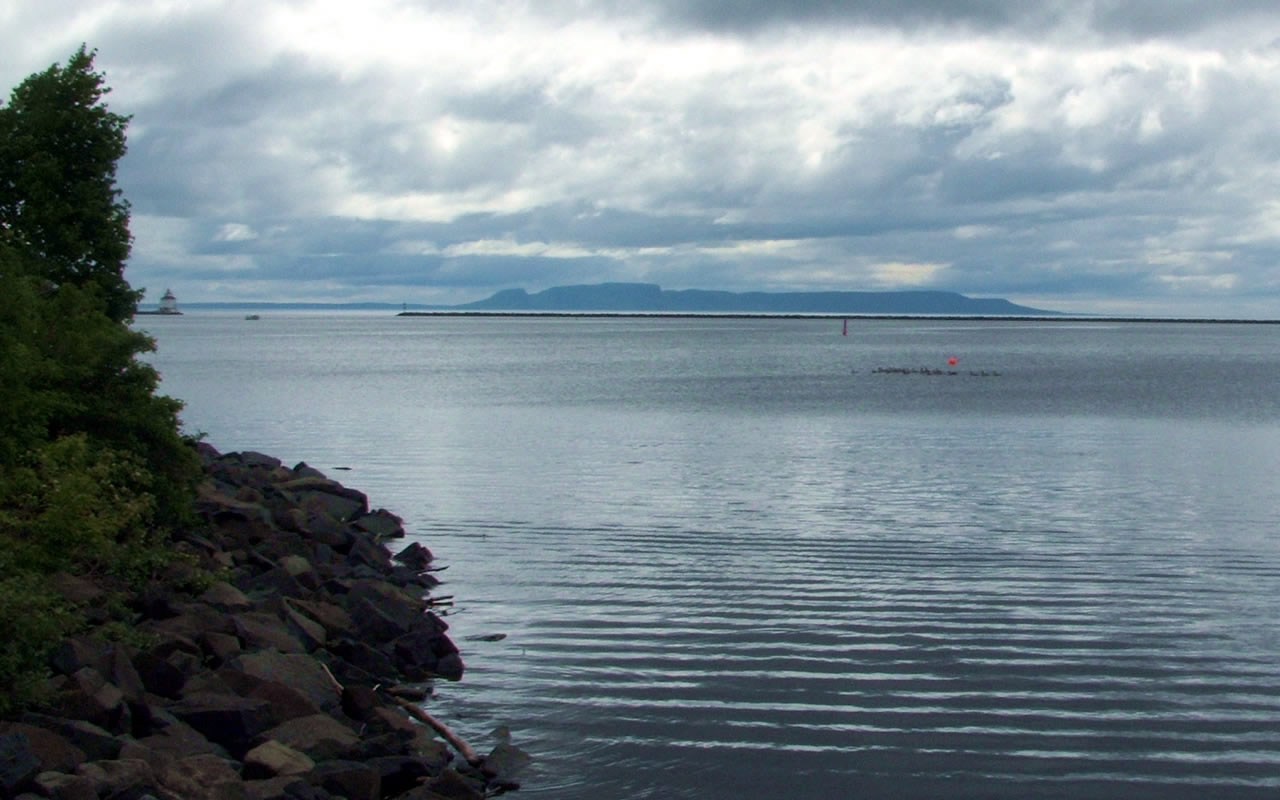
[453,282,1060,315]
[144,282,1064,315]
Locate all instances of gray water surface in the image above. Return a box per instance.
[140,314,1280,798]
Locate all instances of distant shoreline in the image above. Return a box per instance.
[396,311,1280,324]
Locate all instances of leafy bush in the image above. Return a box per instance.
[0,48,202,711]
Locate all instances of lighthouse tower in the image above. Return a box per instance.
[158,289,179,314]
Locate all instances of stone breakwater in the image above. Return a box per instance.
[0,444,528,800]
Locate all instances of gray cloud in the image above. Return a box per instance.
[5,0,1280,315]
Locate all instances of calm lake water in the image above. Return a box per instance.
[138,313,1280,799]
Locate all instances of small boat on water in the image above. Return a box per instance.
[244,314,260,320]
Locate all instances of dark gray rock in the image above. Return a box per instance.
[232,452,283,470]
[48,637,107,678]
[74,758,156,800]
[242,740,314,780]
[0,731,41,797]
[169,692,274,755]
[229,651,339,712]
[245,682,321,724]
[156,753,249,800]
[231,613,306,654]
[353,508,405,541]
[0,723,86,774]
[257,715,358,762]
[339,686,381,722]
[53,668,128,733]
[284,599,355,640]
[306,760,380,800]
[132,651,187,699]
[392,542,434,571]
[31,770,98,800]
[367,755,436,797]
[19,715,122,761]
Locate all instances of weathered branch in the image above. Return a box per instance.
[393,697,483,766]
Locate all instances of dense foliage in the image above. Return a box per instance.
[0,48,200,711]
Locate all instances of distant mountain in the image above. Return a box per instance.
[451,282,1060,315]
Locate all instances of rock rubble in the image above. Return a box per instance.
[1,444,527,800]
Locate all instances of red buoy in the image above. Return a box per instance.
[947,356,958,366]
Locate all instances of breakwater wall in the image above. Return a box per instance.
[0,444,526,800]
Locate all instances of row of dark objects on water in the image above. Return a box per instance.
[866,366,1003,376]
[0,443,529,800]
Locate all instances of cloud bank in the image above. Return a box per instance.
[4,0,1279,315]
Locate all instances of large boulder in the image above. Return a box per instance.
[257,714,359,762]
[156,753,249,800]
[0,731,41,797]
[0,723,85,774]
[169,692,275,755]
[228,651,340,712]
[307,760,381,800]
[243,740,315,780]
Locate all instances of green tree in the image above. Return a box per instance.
[0,45,137,323]
[0,49,201,712]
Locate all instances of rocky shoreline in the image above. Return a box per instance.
[1,444,527,800]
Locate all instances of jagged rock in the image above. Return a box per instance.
[32,770,97,800]
[243,740,315,780]
[434,652,465,682]
[391,621,463,682]
[135,716,227,760]
[157,753,250,800]
[307,760,381,800]
[281,605,326,651]
[0,724,86,774]
[229,651,339,712]
[115,739,172,775]
[257,714,359,762]
[19,715,122,761]
[348,595,414,643]
[197,483,274,526]
[231,613,307,654]
[238,568,309,603]
[339,686,381,722]
[182,670,238,698]
[75,758,156,799]
[232,451,284,469]
[200,582,254,613]
[296,511,353,549]
[328,639,397,681]
[169,692,274,754]
[392,542,434,571]
[285,598,356,639]
[365,707,420,741]
[354,508,405,541]
[280,477,369,517]
[368,755,438,797]
[415,767,485,800]
[132,650,187,698]
[200,631,244,665]
[48,636,107,677]
[0,731,41,797]
[344,535,394,572]
[244,776,329,800]
[104,645,146,702]
[53,668,128,733]
[481,741,532,785]
[292,462,327,480]
[246,682,322,723]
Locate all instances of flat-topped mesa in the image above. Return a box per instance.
[0,443,527,800]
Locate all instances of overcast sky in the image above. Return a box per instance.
[4,1,1280,316]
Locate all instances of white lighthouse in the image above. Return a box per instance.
[158,288,179,314]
